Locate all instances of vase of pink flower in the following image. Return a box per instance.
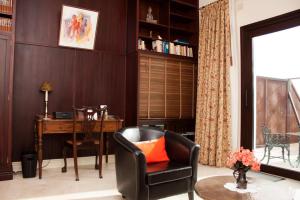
[227,147,261,189]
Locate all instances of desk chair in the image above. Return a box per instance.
[61,106,107,181]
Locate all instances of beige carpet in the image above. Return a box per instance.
[0,156,299,200]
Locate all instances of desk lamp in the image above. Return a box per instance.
[40,81,53,119]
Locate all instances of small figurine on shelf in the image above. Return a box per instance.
[138,39,146,50]
[152,35,163,52]
[146,6,157,24]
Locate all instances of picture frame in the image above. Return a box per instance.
[58,5,99,50]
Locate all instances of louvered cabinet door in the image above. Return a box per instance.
[139,55,150,118]
[166,60,180,118]
[149,57,165,118]
[181,61,195,118]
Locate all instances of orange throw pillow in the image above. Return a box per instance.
[134,136,170,163]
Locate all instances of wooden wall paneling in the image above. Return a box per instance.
[289,84,300,123]
[74,50,126,117]
[13,44,75,160]
[126,0,138,54]
[16,0,127,54]
[79,0,127,54]
[13,0,127,160]
[287,99,299,142]
[287,83,300,142]
[166,59,180,118]
[138,55,149,118]
[265,79,287,133]
[180,61,194,118]
[125,52,138,126]
[149,57,165,118]
[16,0,79,46]
[255,77,266,146]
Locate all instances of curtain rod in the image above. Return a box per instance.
[199,0,219,10]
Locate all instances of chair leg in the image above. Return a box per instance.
[95,150,99,169]
[282,147,285,162]
[188,191,194,200]
[61,146,67,173]
[286,146,293,167]
[261,146,267,161]
[73,145,79,181]
[98,133,104,179]
[267,147,272,165]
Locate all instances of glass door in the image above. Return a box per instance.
[240,10,300,180]
[253,26,300,171]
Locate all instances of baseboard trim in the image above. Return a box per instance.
[0,170,13,181]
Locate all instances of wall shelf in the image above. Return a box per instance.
[170,12,194,21]
[170,26,195,34]
[171,0,198,9]
[138,49,195,61]
[139,20,169,29]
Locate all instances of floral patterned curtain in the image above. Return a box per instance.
[195,0,232,167]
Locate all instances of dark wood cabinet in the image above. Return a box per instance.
[0,34,13,181]
[0,0,15,181]
[138,53,195,119]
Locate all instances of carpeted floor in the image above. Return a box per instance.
[0,156,300,200]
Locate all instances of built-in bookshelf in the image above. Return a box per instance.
[137,0,198,58]
[0,0,13,32]
[126,0,198,131]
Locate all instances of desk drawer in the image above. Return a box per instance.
[42,120,122,134]
[102,121,122,132]
[43,121,73,133]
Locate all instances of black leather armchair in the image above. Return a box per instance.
[113,127,200,200]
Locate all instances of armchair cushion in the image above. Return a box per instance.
[134,136,169,163]
[146,161,192,186]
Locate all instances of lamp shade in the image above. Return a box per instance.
[40,81,53,92]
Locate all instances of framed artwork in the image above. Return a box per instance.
[58,5,99,50]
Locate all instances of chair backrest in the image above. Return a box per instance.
[120,127,165,142]
[261,125,290,145]
[261,126,271,144]
[72,106,107,143]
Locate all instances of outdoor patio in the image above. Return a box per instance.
[255,142,300,172]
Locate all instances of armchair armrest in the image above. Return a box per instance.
[165,131,200,185]
[113,132,149,200]
[165,131,199,165]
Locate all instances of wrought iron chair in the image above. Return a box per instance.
[260,126,292,166]
[61,105,107,181]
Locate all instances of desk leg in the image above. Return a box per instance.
[105,132,108,163]
[37,121,43,179]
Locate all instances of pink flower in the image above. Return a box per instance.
[227,147,260,172]
[251,161,261,171]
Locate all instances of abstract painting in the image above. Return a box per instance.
[59,5,99,50]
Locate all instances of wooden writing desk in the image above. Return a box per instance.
[35,115,123,179]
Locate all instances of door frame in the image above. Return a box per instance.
[241,9,300,180]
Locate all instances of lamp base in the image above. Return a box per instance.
[43,115,51,120]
